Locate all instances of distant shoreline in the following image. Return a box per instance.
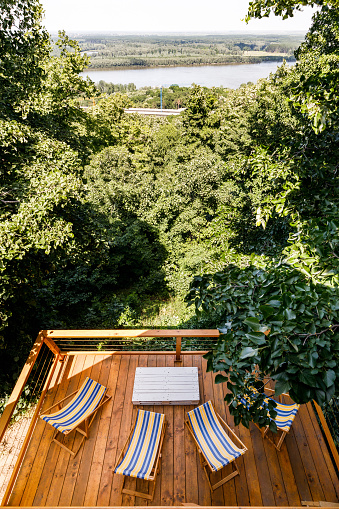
[86,58,295,72]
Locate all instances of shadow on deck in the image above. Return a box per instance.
[6,353,339,507]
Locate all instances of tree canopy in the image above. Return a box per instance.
[246,0,339,20]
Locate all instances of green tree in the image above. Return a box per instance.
[187,261,339,429]
[245,0,339,21]
[182,85,220,145]
[0,0,50,118]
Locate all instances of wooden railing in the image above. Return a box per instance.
[45,329,220,358]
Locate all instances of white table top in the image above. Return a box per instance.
[132,367,200,405]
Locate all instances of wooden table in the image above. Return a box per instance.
[132,367,200,405]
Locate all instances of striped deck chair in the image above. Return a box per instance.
[257,387,300,451]
[40,377,111,457]
[114,409,167,501]
[186,401,247,493]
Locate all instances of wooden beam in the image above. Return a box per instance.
[4,506,310,509]
[1,354,61,507]
[0,331,45,442]
[43,336,63,358]
[46,329,220,339]
[176,337,182,361]
[61,350,210,356]
[302,502,339,507]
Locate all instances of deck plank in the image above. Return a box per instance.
[5,352,339,508]
[218,384,242,505]
[197,355,212,507]
[285,426,313,502]
[301,402,339,502]
[307,403,339,502]
[83,354,117,506]
[109,356,133,506]
[149,354,166,507]
[71,355,109,506]
[292,402,326,502]
[276,439,301,506]
[262,433,289,506]
[120,355,139,507]
[58,354,99,507]
[183,355,199,507]
[173,381,186,505]
[214,358,250,509]
[216,377,260,507]
[159,355,174,506]
[97,355,126,506]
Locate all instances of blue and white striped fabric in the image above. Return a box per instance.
[41,377,106,434]
[241,388,299,432]
[271,399,299,432]
[188,401,246,472]
[115,410,165,480]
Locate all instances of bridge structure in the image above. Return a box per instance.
[124,107,185,117]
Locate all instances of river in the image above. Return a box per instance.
[80,61,289,89]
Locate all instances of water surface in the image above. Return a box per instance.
[81,61,288,89]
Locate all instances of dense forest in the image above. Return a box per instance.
[1,0,339,429]
[95,83,230,109]
[67,33,301,68]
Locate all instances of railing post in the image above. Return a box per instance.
[43,334,64,360]
[176,337,182,361]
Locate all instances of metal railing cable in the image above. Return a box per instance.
[52,336,218,352]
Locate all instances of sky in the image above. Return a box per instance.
[40,0,317,34]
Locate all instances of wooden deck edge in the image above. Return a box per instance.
[6,502,339,509]
[312,401,339,473]
[60,350,209,355]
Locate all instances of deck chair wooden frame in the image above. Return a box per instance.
[40,378,111,457]
[114,410,167,501]
[185,401,247,493]
[254,387,299,451]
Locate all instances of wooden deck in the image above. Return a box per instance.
[7,353,339,507]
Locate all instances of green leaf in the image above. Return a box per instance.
[239,347,258,359]
[314,389,326,406]
[323,369,336,388]
[285,308,296,320]
[273,372,289,382]
[308,351,319,368]
[219,322,232,334]
[299,372,318,387]
[245,332,266,344]
[243,317,260,331]
[266,300,281,308]
[274,380,291,396]
[269,420,278,433]
[259,305,275,319]
[215,374,228,384]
